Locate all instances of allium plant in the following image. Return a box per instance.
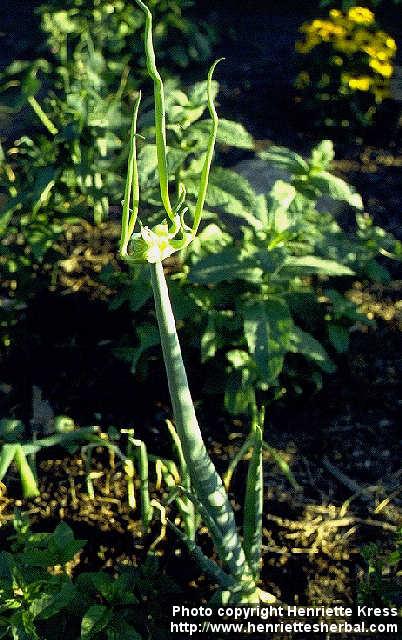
[119,0,274,604]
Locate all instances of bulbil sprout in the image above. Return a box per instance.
[120,0,223,264]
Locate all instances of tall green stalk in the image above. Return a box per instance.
[150,260,254,588]
[118,0,277,603]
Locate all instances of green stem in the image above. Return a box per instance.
[149,260,254,586]
[168,520,235,589]
[129,437,152,529]
[223,435,253,491]
[13,445,40,499]
[166,419,195,540]
[0,445,17,482]
[243,423,263,580]
[121,93,141,255]
[192,59,223,236]
[135,0,173,220]
[27,96,58,135]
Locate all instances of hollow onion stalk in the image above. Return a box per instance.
[117,0,278,603]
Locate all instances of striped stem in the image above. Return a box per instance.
[128,437,153,529]
[243,424,263,580]
[149,260,254,588]
[166,419,196,540]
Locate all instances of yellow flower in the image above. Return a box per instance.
[348,76,371,91]
[347,7,375,25]
[354,28,374,47]
[329,9,342,19]
[364,42,393,61]
[376,50,389,61]
[369,58,393,77]
[386,37,397,51]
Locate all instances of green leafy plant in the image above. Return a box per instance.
[0,0,217,351]
[358,529,402,608]
[0,26,133,353]
[109,134,400,413]
[0,514,179,639]
[37,0,216,73]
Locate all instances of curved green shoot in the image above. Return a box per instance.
[243,422,263,580]
[0,445,17,482]
[134,0,173,220]
[128,436,153,529]
[192,58,224,236]
[168,519,235,589]
[0,444,40,499]
[120,92,141,256]
[13,445,40,499]
[223,434,253,491]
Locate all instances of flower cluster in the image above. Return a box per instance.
[295,6,397,115]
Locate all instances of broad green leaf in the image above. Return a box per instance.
[189,119,254,150]
[0,196,22,234]
[270,180,296,210]
[324,288,370,323]
[188,79,218,107]
[309,171,363,209]
[190,223,231,257]
[242,298,292,384]
[259,147,309,174]
[226,350,250,369]
[9,611,40,640]
[328,324,349,353]
[53,522,75,549]
[201,316,216,362]
[138,145,187,186]
[130,324,160,373]
[51,522,86,564]
[310,140,334,169]
[29,582,76,620]
[31,166,58,214]
[189,248,263,284]
[216,119,254,149]
[51,11,77,33]
[109,266,152,314]
[202,167,262,228]
[224,371,255,415]
[282,255,354,276]
[254,193,269,226]
[289,326,336,373]
[90,573,136,606]
[269,180,297,232]
[81,605,113,640]
[364,259,391,283]
[106,618,142,640]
